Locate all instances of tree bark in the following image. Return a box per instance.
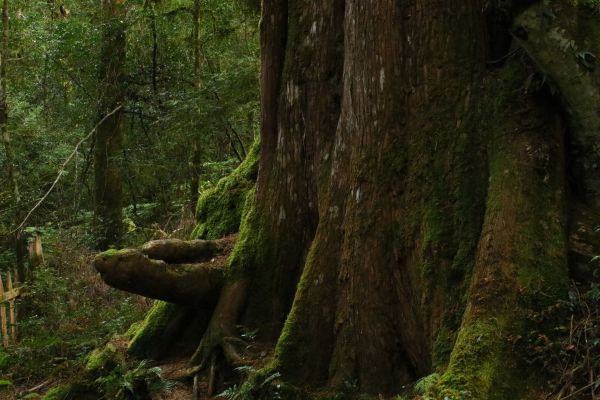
[0,0,27,282]
[103,0,600,398]
[94,0,126,250]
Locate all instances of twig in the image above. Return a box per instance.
[560,381,596,400]
[10,106,123,233]
[20,379,52,394]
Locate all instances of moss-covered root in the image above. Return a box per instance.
[193,139,259,240]
[128,301,190,359]
[432,64,569,399]
[93,248,225,304]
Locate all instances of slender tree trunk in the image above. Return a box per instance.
[0,0,26,282]
[94,0,126,250]
[188,0,202,210]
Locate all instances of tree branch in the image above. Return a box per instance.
[10,106,123,233]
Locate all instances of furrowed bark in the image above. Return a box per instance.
[436,62,569,399]
[275,0,488,393]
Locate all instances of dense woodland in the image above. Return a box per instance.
[2,0,600,399]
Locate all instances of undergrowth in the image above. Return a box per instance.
[0,225,151,394]
[520,280,600,399]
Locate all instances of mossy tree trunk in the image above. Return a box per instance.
[101,0,600,398]
[228,0,576,396]
[94,0,126,250]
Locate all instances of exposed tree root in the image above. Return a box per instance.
[189,280,248,370]
[93,236,236,304]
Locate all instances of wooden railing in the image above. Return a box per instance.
[0,271,21,347]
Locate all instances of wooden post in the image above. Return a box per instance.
[7,271,15,343]
[28,233,44,269]
[0,274,7,347]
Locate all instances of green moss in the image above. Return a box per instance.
[21,394,42,400]
[227,188,269,278]
[414,373,441,395]
[85,343,123,377]
[431,317,515,400]
[42,384,91,400]
[193,139,259,240]
[96,248,129,258]
[124,320,143,340]
[430,60,569,400]
[42,386,72,400]
[128,301,180,359]
[431,326,455,369]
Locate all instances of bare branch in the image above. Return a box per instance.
[10,106,123,233]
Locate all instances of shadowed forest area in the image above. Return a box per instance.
[2,0,600,400]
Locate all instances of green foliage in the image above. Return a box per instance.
[0,0,261,392]
[0,379,13,387]
[218,368,297,400]
[93,360,174,399]
[1,0,260,255]
[1,227,148,385]
[42,384,77,400]
[575,0,600,12]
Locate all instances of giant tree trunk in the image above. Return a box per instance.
[225,0,576,396]
[94,0,126,250]
[97,1,600,398]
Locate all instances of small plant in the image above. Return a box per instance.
[238,325,259,342]
[218,369,285,400]
[94,360,174,399]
